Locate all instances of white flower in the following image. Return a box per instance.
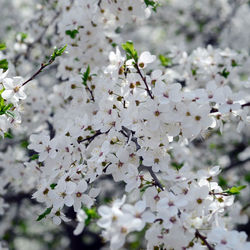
[2,77,26,103]
[50,209,71,225]
[73,210,87,235]
[28,132,57,162]
[138,51,156,69]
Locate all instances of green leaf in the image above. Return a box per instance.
[121,41,138,62]
[30,154,39,161]
[144,0,160,12]
[231,60,238,67]
[159,54,172,67]
[191,68,197,76]
[140,184,152,193]
[65,29,79,39]
[5,111,15,118]
[4,132,13,139]
[36,207,53,221]
[19,32,28,42]
[225,185,246,195]
[50,183,57,189]
[0,43,6,51]
[0,59,8,71]
[50,45,67,61]
[219,68,230,79]
[171,162,184,170]
[244,173,250,183]
[82,65,91,86]
[83,207,100,226]
[20,140,29,148]
[218,176,228,189]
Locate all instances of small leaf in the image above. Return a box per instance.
[65,29,79,39]
[159,54,172,67]
[83,207,100,226]
[219,68,230,79]
[19,32,28,42]
[51,45,67,61]
[225,185,246,195]
[121,41,138,62]
[4,132,13,139]
[20,140,29,148]
[144,0,160,12]
[244,173,250,183]
[30,154,39,161]
[0,59,8,71]
[171,162,184,170]
[36,207,53,221]
[0,43,6,51]
[218,176,228,189]
[82,65,90,86]
[191,68,197,76]
[50,183,57,189]
[231,60,238,67]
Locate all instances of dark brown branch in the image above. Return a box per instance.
[85,85,95,102]
[21,59,55,87]
[242,102,250,108]
[77,130,102,144]
[120,126,164,190]
[134,64,154,99]
[222,157,250,172]
[210,102,250,114]
[139,164,164,191]
[195,230,214,250]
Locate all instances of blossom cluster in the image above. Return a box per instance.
[0,0,250,249]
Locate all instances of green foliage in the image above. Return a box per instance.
[0,59,8,71]
[36,207,53,221]
[191,68,197,76]
[218,176,228,189]
[50,45,67,61]
[4,131,13,139]
[82,65,91,86]
[171,162,184,170]
[158,54,172,67]
[0,43,6,50]
[219,68,230,78]
[0,89,14,117]
[244,173,250,183]
[231,59,238,67]
[140,181,153,193]
[225,185,246,195]
[50,183,57,189]
[144,0,160,12]
[121,41,138,62]
[19,32,28,42]
[30,154,39,161]
[65,29,79,39]
[83,207,100,226]
[20,140,29,148]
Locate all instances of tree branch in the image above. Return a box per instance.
[222,157,250,172]
[134,64,154,99]
[195,230,214,250]
[121,126,164,190]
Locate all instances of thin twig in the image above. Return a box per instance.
[121,126,164,190]
[78,130,102,144]
[139,164,164,191]
[134,64,154,99]
[85,85,95,102]
[195,230,214,250]
[21,59,54,87]
[222,157,250,172]
[242,102,250,108]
